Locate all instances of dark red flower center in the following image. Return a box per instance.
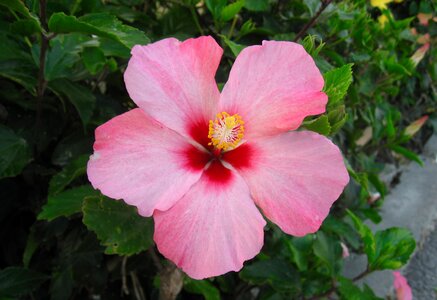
[183,119,254,186]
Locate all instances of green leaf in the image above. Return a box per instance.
[82,47,106,75]
[385,111,396,139]
[244,0,269,11]
[48,12,149,50]
[223,37,245,57]
[323,217,361,250]
[49,154,89,195]
[0,0,41,30]
[346,209,376,262]
[323,64,353,108]
[44,39,80,81]
[390,145,423,166]
[0,267,48,297]
[286,235,314,271]
[302,35,325,58]
[369,227,415,270]
[0,33,37,94]
[22,227,39,268]
[49,79,96,126]
[368,173,386,198]
[239,19,256,36]
[220,0,245,22]
[50,267,74,300]
[312,231,342,276]
[38,185,99,221]
[240,259,300,292]
[205,0,226,19]
[9,19,40,36]
[184,278,220,300]
[51,131,91,166]
[328,105,347,134]
[304,115,331,135]
[338,277,383,300]
[0,125,31,179]
[82,196,154,255]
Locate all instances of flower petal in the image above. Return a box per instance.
[220,41,327,138]
[87,108,208,217]
[225,131,349,236]
[393,271,413,300]
[124,36,222,142]
[153,162,266,279]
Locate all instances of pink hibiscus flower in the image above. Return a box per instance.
[393,271,413,300]
[87,36,349,279]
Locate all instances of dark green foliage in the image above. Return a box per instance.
[0,0,435,299]
[82,195,154,255]
[184,278,221,300]
[38,185,100,221]
[338,277,383,300]
[240,259,300,293]
[48,12,150,50]
[0,267,48,297]
[0,125,31,179]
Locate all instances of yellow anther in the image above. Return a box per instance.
[208,112,245,151]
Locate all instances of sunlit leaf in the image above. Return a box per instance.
[369,228,415,270]
[323,64,353,108]
[220,0,244,22]
[304,115,331,135]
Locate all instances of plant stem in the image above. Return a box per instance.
[293,0,333,42]
[149,248,183,300]
[36,0,49,141]
[37,36,48,98]
[227,15,238,39]
[130,271,146,300]
[148,247,163,272]
[121,256,130,296]
[352,268,371,282]
[189,5,205,35]
[159,263,183,300]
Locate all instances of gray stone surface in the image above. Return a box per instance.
[405,228,437,299]
[343,134,437,298]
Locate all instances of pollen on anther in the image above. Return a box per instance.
[208,112,245,151]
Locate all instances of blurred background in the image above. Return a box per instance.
[0,0,435,299]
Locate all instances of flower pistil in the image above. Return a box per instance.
[208,112,244,151]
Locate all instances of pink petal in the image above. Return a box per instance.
[224,131,349,236]
[87,108,209,216]
[219,41,327,139]
[153,161,266,279]
[393,271,413,300]
[124,36,223,145]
